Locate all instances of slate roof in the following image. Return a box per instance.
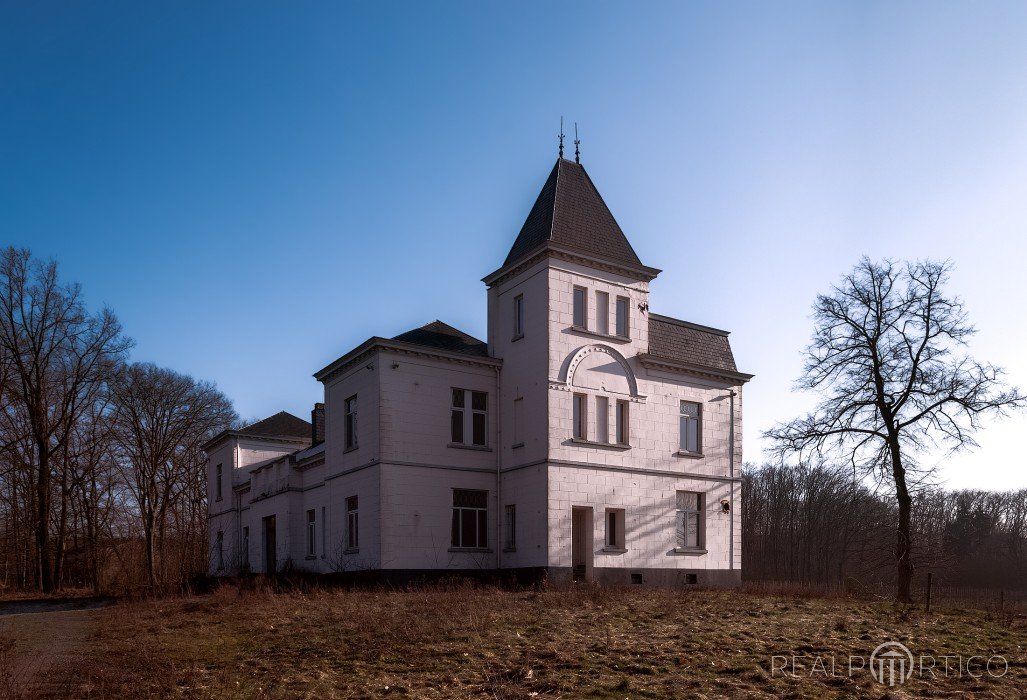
[237,411,311,440]
[647,313,739,373]
[392,320,489,358]
[503,158,646,271]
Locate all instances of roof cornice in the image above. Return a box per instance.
[483,241,661,288]
[314,337,502,384]
[202,431,310,453]
[637,353,754,384]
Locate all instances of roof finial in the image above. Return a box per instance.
[574,122,581,164]
[558,117,565,159]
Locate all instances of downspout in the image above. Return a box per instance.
[728,388,736,571]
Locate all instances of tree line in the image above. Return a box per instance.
[0,248,236,593]
[742,461,1027,591]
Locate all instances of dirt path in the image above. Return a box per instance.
[0,598,111,697]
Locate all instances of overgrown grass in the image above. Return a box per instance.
[73,582,1027,698]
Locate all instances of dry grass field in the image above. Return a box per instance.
[10,582,1027,698]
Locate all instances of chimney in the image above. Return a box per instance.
[311,403,325,445]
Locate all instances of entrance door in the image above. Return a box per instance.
[571,506,593,582]
[263,515,277,574]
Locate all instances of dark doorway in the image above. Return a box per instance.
[263,515,277,573]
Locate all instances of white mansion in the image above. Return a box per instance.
[206,155,753,585]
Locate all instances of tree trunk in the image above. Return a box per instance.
[890,437,914,603]
[35,437,53,593]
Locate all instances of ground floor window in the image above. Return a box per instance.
[306,509,316,557]
[452,489,488,548]
[242,526,249,569]
[676,491,704,549]
[216,530,224,570]
[504,504,516,550]
[346,496,359,550]
[605,508,626,549]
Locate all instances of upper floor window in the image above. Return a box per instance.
[344,395,358,449]
[215,463,223,501]
[595,396,609,443]
[512,397,524,447]
[596,291,609,335]
[615,296,630,337]
[573,286,587,328]
[452,489,488,549]
[572,393,588,440]
[513,294,524,339]
[451,389,488,447]
[615,400,630,445]
[680,401,702,454]
[676,491,704,549]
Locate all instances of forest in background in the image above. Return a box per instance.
[743,462,1027,592]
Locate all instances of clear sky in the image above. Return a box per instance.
[4,2,1026,489]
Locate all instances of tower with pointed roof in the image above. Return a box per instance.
[207,149,751,586]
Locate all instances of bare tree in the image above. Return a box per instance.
[766,258,1025,602]
[0,248,130,591]
[110,362,235,591]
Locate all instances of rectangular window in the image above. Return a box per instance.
[321,506,326,558]
[242,526,249,568]
[606,509,625,549]
[216,530,224,570]
[573,286,587,328]
[616,400,629,445]
[513,294,524,338]
[596,291,609,335]
[346,496,359,550]
[512,397,524,446]
[452,489,489,548]
[676,492,704,549]
[306,509,316,557]
[452,389,488,447]
[615,296,630,337]
[451,388,464,444]
[680,401,702,454]
[215,463,223,501]
[471,391,487,446]
[572,393,588,440]
[504,504,516,550]
[596,396,609,444]
[345,395,358,449]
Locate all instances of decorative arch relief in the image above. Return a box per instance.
[558,344,644,400]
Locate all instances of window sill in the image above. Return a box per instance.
[305,555,317,560]
[343,445,358,454]
[511,333,524,343]
[511,442,525,450]
[448,547,493,553]
[570,438,631,451]
[676,450,704,459]
[502,546,517,553]
[447,443,492,452]
[601,547,628,554]
[671,548,707,556]
[568,326,631,343]
[343,547,359,554]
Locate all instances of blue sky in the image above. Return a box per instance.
[4,1,1026,489]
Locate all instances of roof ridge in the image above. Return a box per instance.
[547,158,562,244]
